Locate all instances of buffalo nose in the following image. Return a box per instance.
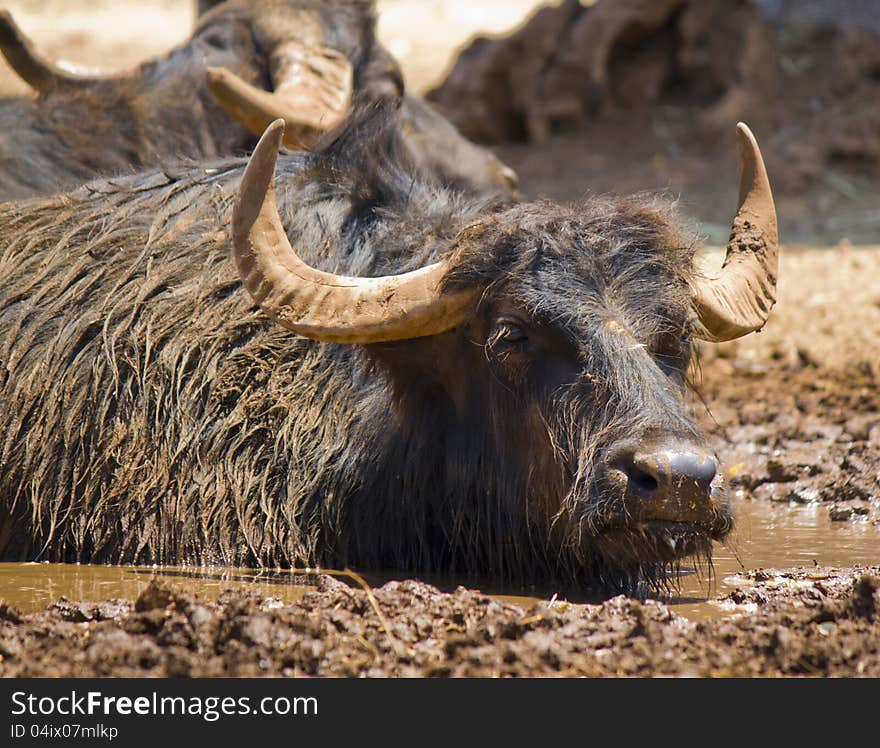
[611,447,719,523]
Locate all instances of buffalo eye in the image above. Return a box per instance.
[202,30,231,50]
[494,318,528,345]
[653,328,692,378]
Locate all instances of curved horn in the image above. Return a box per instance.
[692,123,779,342]
[0,10,113,93]
[233,120,475,343]
[208,40,353,150]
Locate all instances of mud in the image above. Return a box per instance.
[697,361,880,529]
[0,567,877,677]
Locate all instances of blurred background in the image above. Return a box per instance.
[2,0,879,243]
[1,0,879,367]
[0,1,541,96]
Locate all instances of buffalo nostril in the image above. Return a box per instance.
[612,451,660,496]
[633,450,717,493]
[608,445,719,525]
[630,470,658,494]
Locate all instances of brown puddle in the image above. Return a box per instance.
[0,497,876,620]
[666,497,880,619]
[0,564,317,615]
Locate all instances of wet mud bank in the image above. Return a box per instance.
[1,568,878,677]
[698,361,880,528]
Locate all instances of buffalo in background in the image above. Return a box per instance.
[0,0,517,200]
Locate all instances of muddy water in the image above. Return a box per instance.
[668,497,879,619]
[0,497,876,620]
[0,564,318,615]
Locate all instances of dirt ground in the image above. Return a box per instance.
[0,1,878,677]
[696,358,880,525]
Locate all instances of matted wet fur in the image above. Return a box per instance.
[0,103,728,594]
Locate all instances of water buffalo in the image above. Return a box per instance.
[0,1,516,200]
[0,105,777,593]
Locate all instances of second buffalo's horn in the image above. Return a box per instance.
[0,10,118,93]
[208,39,353,150]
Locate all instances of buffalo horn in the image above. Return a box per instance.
[207,40,353,150]
[233,120,475,343]
[692,123,779,342]
[0,10,114,93]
